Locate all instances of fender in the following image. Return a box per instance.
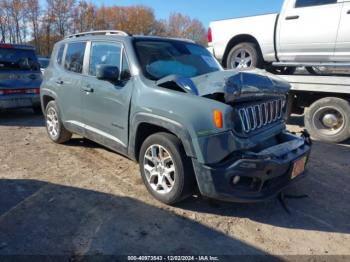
[129,112,196,161]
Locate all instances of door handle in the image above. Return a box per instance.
[286,15,299,20]
[82,85,94,93]
[55,80,64,85]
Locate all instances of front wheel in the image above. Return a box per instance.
[305,97,350,143]
[139,132,195,205]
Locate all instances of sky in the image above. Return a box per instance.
[92,0,284,27]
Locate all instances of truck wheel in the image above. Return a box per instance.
[305,97,350,143]
[139,132,195,205]
[45,101,72,144]
[226,42,262,69]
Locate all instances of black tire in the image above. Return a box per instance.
[226,42,262,69]
[267,66,296,75]
[139,132,195,205]
[32,105,42,115]
[305,97,350,143]
[45,101,72,144]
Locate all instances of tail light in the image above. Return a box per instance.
[0,88,40,95]
[0,44,13,49]
[208,27,212,43]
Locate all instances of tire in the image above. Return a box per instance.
[267,66,296,75]
[226,42,262,69]
[139,132,195,205]
[45,101,72,144]
[32,105,42,115]
[305,97,350,143]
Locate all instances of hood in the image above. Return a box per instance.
[191,69,290,103]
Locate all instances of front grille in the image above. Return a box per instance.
[238,97,286,133]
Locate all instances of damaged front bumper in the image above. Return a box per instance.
[192,131,312,203]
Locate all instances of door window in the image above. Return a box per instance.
[56,44,65,65]
[120,51,131,81]
[89,42,121,77]
[64,42,86,73]
[295,0,337,8]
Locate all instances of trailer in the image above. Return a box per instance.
[279,74,350,143]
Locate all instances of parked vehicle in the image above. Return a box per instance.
[38,57,50,74]
[41,30,311,204]
[208,0,350,74]
[0,44,42,113]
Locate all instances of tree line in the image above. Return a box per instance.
[0,0,207,56]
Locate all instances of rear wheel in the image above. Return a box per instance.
[305,97,350,143]
[139,132,195,205]
[45,101,72,143]
[226,42,262,70]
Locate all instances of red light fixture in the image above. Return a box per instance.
[207,27,212,43]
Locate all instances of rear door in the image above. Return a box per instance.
[277,0,342,62]
[56,42,86,125]
[81,41,133,152]
[0,45,42,102]
[334,0,350,61]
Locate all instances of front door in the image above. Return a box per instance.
[334,0,350,61]
[277,0,342,62]
[81,41,133,153]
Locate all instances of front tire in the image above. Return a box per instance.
[226,42,262,70]
[139,132,195,205]
[45,101,72,144]
[305,97,350,143]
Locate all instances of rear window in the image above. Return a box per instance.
[0,48,39,71]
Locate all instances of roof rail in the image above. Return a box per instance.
[65,30,129,39]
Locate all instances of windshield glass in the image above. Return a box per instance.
[133,39,221,80]
[0,48,39,71]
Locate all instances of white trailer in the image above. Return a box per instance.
[279,74,350,143]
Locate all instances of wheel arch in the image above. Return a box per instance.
[222,34,264,68]
[129,113,196,162]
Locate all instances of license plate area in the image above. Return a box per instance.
[291,157,307,179]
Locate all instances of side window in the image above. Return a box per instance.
[89,42,121,77]
[56,44,65,65]
[121,51,131,81]
[295,0,337,8]
[64,42,86,73]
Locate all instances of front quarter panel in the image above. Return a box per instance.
[129,79,233,163]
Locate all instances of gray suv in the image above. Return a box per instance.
[40,30,311,204]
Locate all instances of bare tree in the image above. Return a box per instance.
[25,0,41,51]
[47,0,75,37]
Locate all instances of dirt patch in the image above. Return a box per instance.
[0,110,349,257]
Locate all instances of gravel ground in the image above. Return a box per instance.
[0,109,349,260]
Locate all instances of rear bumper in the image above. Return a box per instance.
[192,131,311,203]
[0,95,40,109]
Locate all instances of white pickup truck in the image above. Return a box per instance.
[208,0,350,74]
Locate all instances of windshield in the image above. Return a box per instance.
[38,58,50,68]
[0,48,39,71]
[133,39,221,80]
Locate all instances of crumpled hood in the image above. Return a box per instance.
[191,69,291,102]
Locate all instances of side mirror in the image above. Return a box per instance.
[96,65,120,82]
